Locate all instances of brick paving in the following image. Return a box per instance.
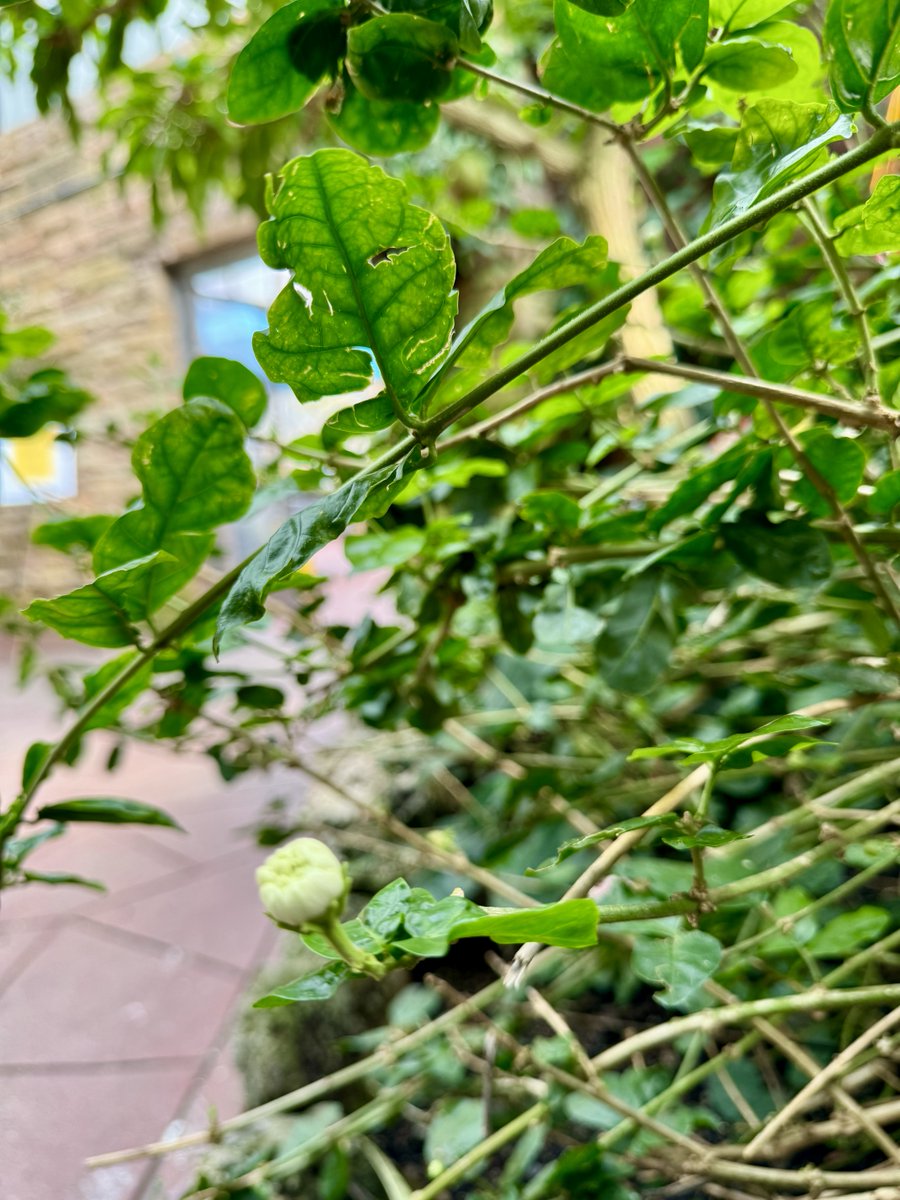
[0,644,298,1200]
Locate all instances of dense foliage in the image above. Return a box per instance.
[2,0,900,1196]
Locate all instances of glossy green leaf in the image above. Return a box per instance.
[362,878,416,939]
[527,814,680,874]
[567,0,631,12]
[702,37,797,91]
[322,394,394,450]
[766,298,857,369]
[541,0,709,112]
[215,455,417,648]
[31,514,114,554]
[183,356,267,428]
[254,961,352,1006]
[2,822,63,868]
[709,0,791,28]
[451,898,600,948]
[92,398,255,615]
[632,929,722,1008]
[345,526,426,570]
[227,0,346,125]
[834,176,900,256]
[0,369,93,438]
[723,512,832,588]
[254,149,457,410]
[36,796,181,828]
[708,100,853,231]
[24,552,176,647]
[327,79,441,155]
[21,741,53,792]
[347,14,458,104]
[824,0,900,113]
[808,906,891,957]
[629,712,830,764]
[381,0,493,54]
[429,235,610,406]
[595,573,674,694]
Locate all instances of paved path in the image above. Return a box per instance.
[0,643,302,1200]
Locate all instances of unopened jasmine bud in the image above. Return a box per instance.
[256,837,347,930]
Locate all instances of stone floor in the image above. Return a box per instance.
[0,542,393,1199]
[0,651,297,1199]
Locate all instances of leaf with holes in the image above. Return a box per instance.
[253,149,457,412]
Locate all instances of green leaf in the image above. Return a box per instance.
[451,898,600,948]
[709,0,791,28]
[870,468,900,514]
[791,431,866,515]
[31,514,114,554]
[36,796,182,828]
[824,0,900,113]
[519,491,582,534]
[227,0,346,125]
[2,823,63,869]
[702,37,797,91]
[541,0,709,111]
[322,393,395,448]
[345,526,426,570]
[21,870,106,891]
[527,814,680,874]
[327,79,441,155]
[834,176,900,256]
[183,356,267,428]
[347,14,458,104]
[649,441,749,532]
[707,100,853,232]
[215,455,417,648]
[427,235,614,406]
[92,398,255,615]
[0,369,93,438]
[381,0,494,54]
[766,298,857,369]
[629,712,830,764]
[362,878,416,939]
[254,149,457,410]
[567,0,632,12]
[595,572,675,694]
[21,741,53,793]
[254,961,352,1006]
[24,552,177,647]
[808,906,891,957]
[661,824,747,849]
[723,512,832,589]
[424,1099,485,1175]
[632,929,722,1008]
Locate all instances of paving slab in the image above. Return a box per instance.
[1,1061,199,1200]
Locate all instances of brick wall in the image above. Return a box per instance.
[0,110,258,597]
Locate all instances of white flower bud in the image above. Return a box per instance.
[256,837,347,930]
